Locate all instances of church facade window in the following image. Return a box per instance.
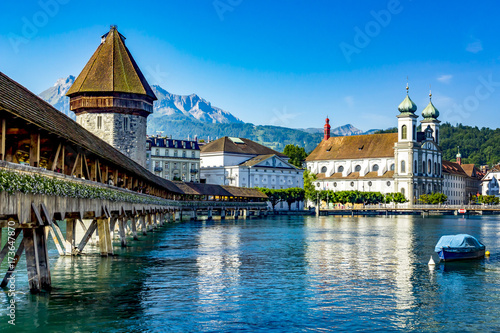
[401,125,407,140]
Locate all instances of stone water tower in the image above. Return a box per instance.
[66,25,157,167]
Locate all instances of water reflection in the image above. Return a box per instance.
[2,215,500,332]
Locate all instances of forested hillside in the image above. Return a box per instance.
[375,123,500,167]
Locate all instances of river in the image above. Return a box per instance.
[1,215,500,332]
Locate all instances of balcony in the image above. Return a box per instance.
[154,166,163,172]
[190,169,199,174]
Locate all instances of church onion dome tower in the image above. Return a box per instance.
[398,84,417,114]
[420,89,441,144]
[66,25,157,167]
[422,91,440,120]
[396,83,418,143]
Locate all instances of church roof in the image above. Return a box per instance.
[200,137,287,157]
[305,133,398,161]
[66,26,157,100]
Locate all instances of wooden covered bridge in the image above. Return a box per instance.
[0,72,267,293]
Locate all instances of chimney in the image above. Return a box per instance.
[324,116,331,141]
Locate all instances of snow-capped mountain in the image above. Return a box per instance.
[38,76,243,124]
[38,75,75,118]
[150,85,242,124]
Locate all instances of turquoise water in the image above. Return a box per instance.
[2,215,500,332]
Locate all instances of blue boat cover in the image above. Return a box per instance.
[434,234,485,252]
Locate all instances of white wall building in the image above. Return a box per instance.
[200,136,304,210]
[305,86,444,205]
[146,136,200,182]
[482,164,500,196]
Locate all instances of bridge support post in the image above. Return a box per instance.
[24,227,51,293]
[242,209,248,219]
[118,218,127,247]
[234,209,239,220]
[140,215,147,235]
[65,218,76,255]
[147,213,153,231]
[207,209,213,221]
[109,217,118,240]
[130,216,138,240]
[97,218,113,256]
[220,209,226,220]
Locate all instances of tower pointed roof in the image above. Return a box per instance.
[66,26,156,100]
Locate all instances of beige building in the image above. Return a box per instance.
[146,137,200,182]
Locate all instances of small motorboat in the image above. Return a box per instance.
[434,234,486,261]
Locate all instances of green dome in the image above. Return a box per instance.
[422,100,439,119]
[398,94,417,113]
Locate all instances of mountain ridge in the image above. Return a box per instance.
[39,76,379,152]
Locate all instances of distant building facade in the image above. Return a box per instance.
[200,137,304,210]
[67,26,156,168]
[442,157,483,205]
[482,164,500,196]
[146,136,200,182]
[306,86,443,205]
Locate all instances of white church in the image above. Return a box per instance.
[305,85,443,205]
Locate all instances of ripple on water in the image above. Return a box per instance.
[2,215,500,332]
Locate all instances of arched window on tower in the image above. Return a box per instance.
[413,125,416,140]
[401,160,406,173]
[436,129,439,144]
[401,125,407,140]
[428,159,432,174]
[414,160,418,173]
[423,161,426,174]
[434,162,437,175]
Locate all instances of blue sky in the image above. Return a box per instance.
[1,0,499,131]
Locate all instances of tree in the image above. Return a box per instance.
[419,193,447,204]
[478,195,500,205]
[283,144,308,168]
[283,187,305,210]
[303,170,317,202]
[385,192,407,205]
[256,187,285,211]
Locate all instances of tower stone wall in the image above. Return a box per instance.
[76,113,147,167]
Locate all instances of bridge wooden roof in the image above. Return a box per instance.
[0,71,180,193]
[173,182,267,198]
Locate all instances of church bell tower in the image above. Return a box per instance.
[66,26,157,167]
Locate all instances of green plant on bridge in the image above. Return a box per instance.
[0,169,170,205]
